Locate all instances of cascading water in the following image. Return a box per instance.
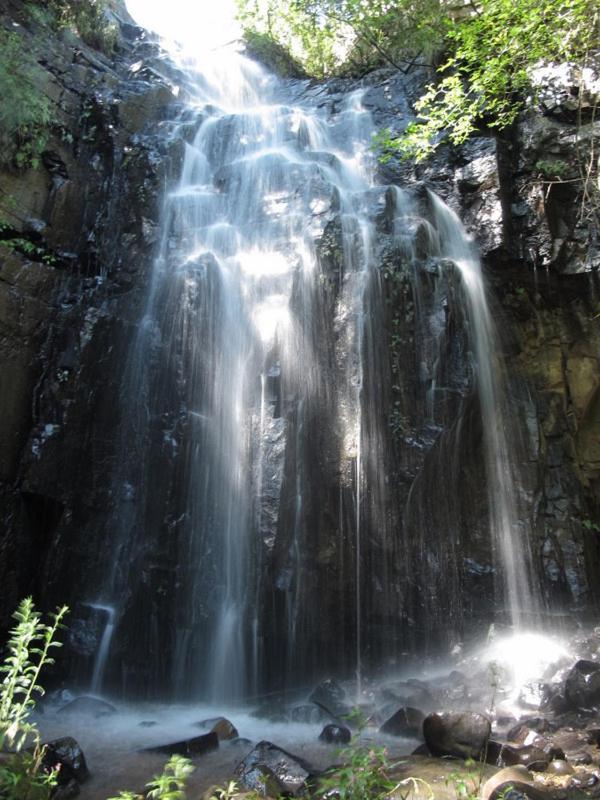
[428,193,538,628]
[78,8,540,700]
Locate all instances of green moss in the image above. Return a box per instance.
[243,30,308,78]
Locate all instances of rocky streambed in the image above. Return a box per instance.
[30,627,600,800]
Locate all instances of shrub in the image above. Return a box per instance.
[0,598,69,800]
[0,30,54,169]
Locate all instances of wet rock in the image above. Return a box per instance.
[234,741,312,796]
[498,744,549,771]
[53,779,81,799]
[57,697,116,718]
[488,783,546,800]
[507,718,552,742]
[42,737,89,783]
[481,766,533,800]
[423,711,491,760]
[546,758,574,775]
[565,660,600,708]
[571,751,593,765]
[380,706,425,737]
[194,717,238,741]
[146,731,219,757]
[318,724,351,744]
[379,681,435,712]
[229,737,253,748]
[308,679,350,720]
[411,743,430,756]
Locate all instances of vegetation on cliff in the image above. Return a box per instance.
[0,0,116,169]
[237,0,599,159]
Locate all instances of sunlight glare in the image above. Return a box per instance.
[125,0,241,52]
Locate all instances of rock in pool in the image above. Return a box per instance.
[380,706,425,737]
[57,696,117,718]
[234,740,312,796]
[145,731,219,757]
[194,717,238,740]
[318,724,351,744]
[423,711,491,760]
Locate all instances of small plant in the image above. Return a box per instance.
[109,755,195,800]
[535,159,571,181]
[319,743,395,800]
[0,30,54,170]
[447,760,479,800]
[0,598,69,800]
[209,780,240,800]
[582,518,600,533]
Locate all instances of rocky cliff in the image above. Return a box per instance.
[0,0,183,633]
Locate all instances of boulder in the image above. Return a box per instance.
[194,717,238,740]
[146,731,219,757]
[57,697,117,718]
[42,737,89,784]
[234,741,312,796]
[546,759,574,776]
[380,707,425,737]
[308,679,350,720]
[565,660,600,708]
[318,724,351,744]
[498,744,549,771]
[423,711,491,760]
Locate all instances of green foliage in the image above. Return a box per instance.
[0,30,54,169]
[109,755,195,800]
[446,760,479,800]
[0,598,69,800]
[243,29,308,77]
[236,0,445,77]
[318,742,395,800]
[209,780,240,800]
[29,0,118,53]
[380,0,599,161]
[582,518,600,533]
[535,159,571,180]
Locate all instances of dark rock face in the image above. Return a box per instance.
[565,660,600,708]
[423,711,491,759]
[234,741,312,796]
[0,0,184,688]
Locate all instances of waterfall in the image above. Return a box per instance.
[80,10,538,698]
[429,193,538,628]
[88,603,116,694]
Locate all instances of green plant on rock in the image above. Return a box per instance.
[26,0,118,54]
[0,598,69,800]
[0,30,54,170]
[109,755,195,800]
[209,780,240,800]
[376,0,599,162]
